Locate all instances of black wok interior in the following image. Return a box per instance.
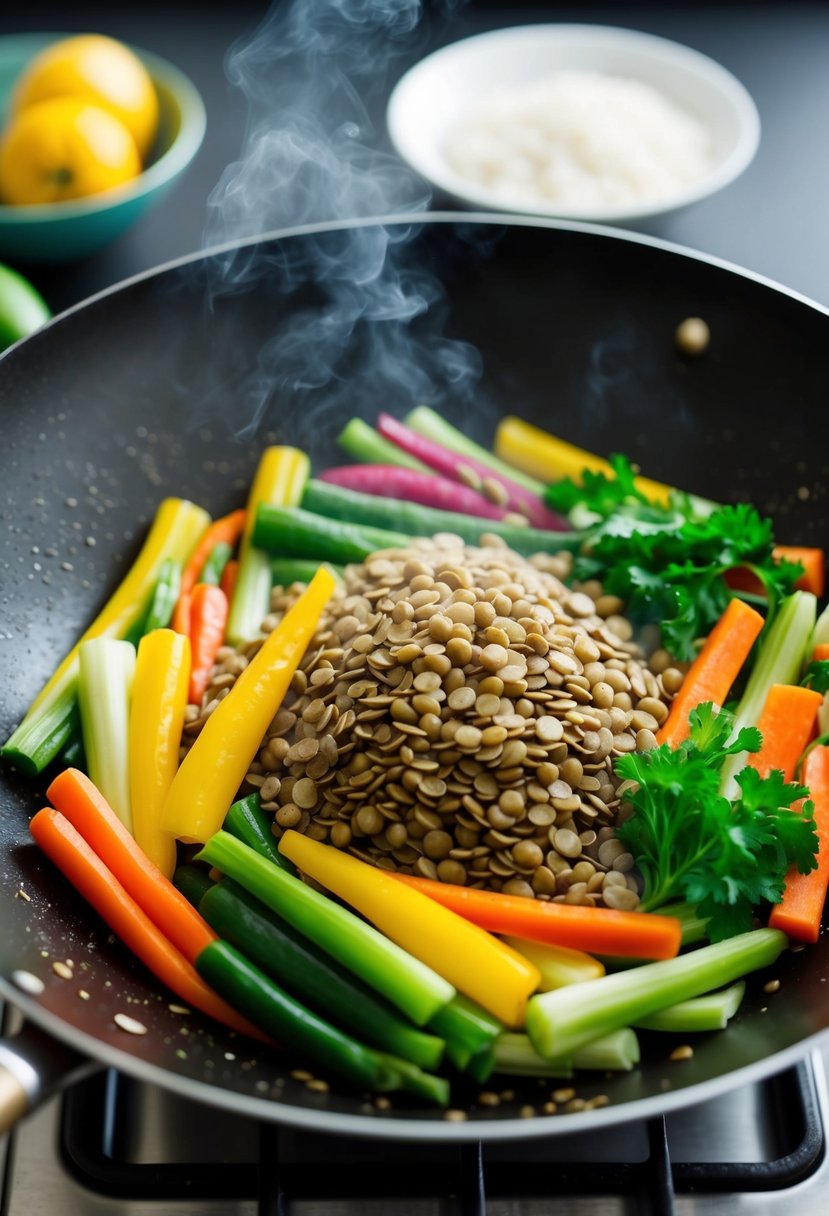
[2,216,829,1137]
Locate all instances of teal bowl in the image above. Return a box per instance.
[0,34,206,262]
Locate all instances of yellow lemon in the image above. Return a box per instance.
[0,97,142,205]
[12,34,159,161]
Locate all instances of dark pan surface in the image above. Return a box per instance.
[2,215,829,1140]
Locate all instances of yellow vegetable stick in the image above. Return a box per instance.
[494,416,673,506]
[129,629,191,877]
[501,936,605,991]
[3,497,210,774]
[227,446,310,646]
[162,566,335,844]
[279,831,541,1028]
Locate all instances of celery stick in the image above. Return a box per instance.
[405,406,545,496]
[719,592,817,798]
[635,981,745,1032]
[2,497,209,775]
[227,448,310,647]
[338,418,431,473]
[377,1054,450,1106]
[77,638,136,831]
[525,928,786,1060]
[492,1029,640,1077]
[811,602,829,650]
[197,831,454,1026]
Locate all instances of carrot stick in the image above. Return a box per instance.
[220,558,239,601]
[777,546,825,598]
[47,768,215,965]
[171,592,191,638]
[180,509,246,598]
[188,584,229,705]
[30,807,267,1041]
[387,874,682,959]
[813,644,829,662]
[746,683,822,780]
[769,745,829,942]
[656,598,765,749]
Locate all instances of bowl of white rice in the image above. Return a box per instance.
[387,25,760,223]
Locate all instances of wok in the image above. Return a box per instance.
[1,214,829,1143]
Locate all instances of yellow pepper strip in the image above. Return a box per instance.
[3,497,210,775]
[494,416,674,507]
[129,629,191,877]
[162,566,335,844]
[501,936,605,991]
[279,831,541,1028]
[227,446,310,646]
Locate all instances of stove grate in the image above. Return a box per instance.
[59,1059,825,1215]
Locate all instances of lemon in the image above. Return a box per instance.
[12,34,159,161]
[0,97,142,205]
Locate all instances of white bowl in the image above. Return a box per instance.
[387,24,760,224]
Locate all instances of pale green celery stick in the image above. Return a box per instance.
[492,1028,640,1076]
[337,418,431,473]
[719,592,817,798]
[77,638,135,831]
[404,405,545,496]
[525,928,786,1060]
[635,981,745,1032]
[810,602,829,650]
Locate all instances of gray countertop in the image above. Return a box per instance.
[5,1,829,312]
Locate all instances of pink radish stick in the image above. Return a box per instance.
[320,465,513,521]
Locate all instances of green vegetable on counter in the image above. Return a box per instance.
[0,262,50,352]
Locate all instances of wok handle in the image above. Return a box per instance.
[0,1019,97,1135]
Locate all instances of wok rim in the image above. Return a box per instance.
[3,211,829,1140]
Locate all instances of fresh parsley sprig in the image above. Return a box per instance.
[545,457,802,659]
[615,703,818,942]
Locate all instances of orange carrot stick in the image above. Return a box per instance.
[777,546,825,598]
[180,509,246,598]
[47,768,215,965]
[769,745,829,943]
[188,584,229,705]
[388,874,681,959]
[746,683,822,780]
[172,592,192,638]
[30,807,267,1041]
[220,558,239,601]
[813,644,829,662]
[656,598,765,749]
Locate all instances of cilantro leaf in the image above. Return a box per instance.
[615,703,818,942]
[802,660,829,694]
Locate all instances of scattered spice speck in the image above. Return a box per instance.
[78,989,90,1001]
[15,888,30,902]
[763,979,781,994]
[375,1096,392,1111]
[565,1098,587,1113]
[307,1078,329,1094]
[542,1101,558,1115]
[478,1091,500,1107]
[291,1069,313,1082]
[168,1004,190,1015]
[444,1109,467,1122]
[176,1049,188,1059]
[552,1087,576,1103]
[224,1051,236,1061]
[670,1045,694,1062]
[520,1105,536,1118]
[114,1013,148,1036]
[51,961,73,980]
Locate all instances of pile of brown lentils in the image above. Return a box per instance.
[184,533,685,910]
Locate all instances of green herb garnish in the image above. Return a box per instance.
[615,702,819,941]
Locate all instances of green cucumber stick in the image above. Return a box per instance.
[337,418,431,472]
[270,559,344,588]
[525,928,787,1060]
[404,406,545,496]
[77,638,135,831]
[223,794,295,873]
[197,831,454,1025]
[719,591,817,797]
[253,505,410,564]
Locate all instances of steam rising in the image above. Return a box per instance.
[202,0,482,443]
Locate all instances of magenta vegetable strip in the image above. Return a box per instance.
[376,412,569,531]
[320,465,513,522]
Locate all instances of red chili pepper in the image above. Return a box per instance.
[188,584,229,705]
